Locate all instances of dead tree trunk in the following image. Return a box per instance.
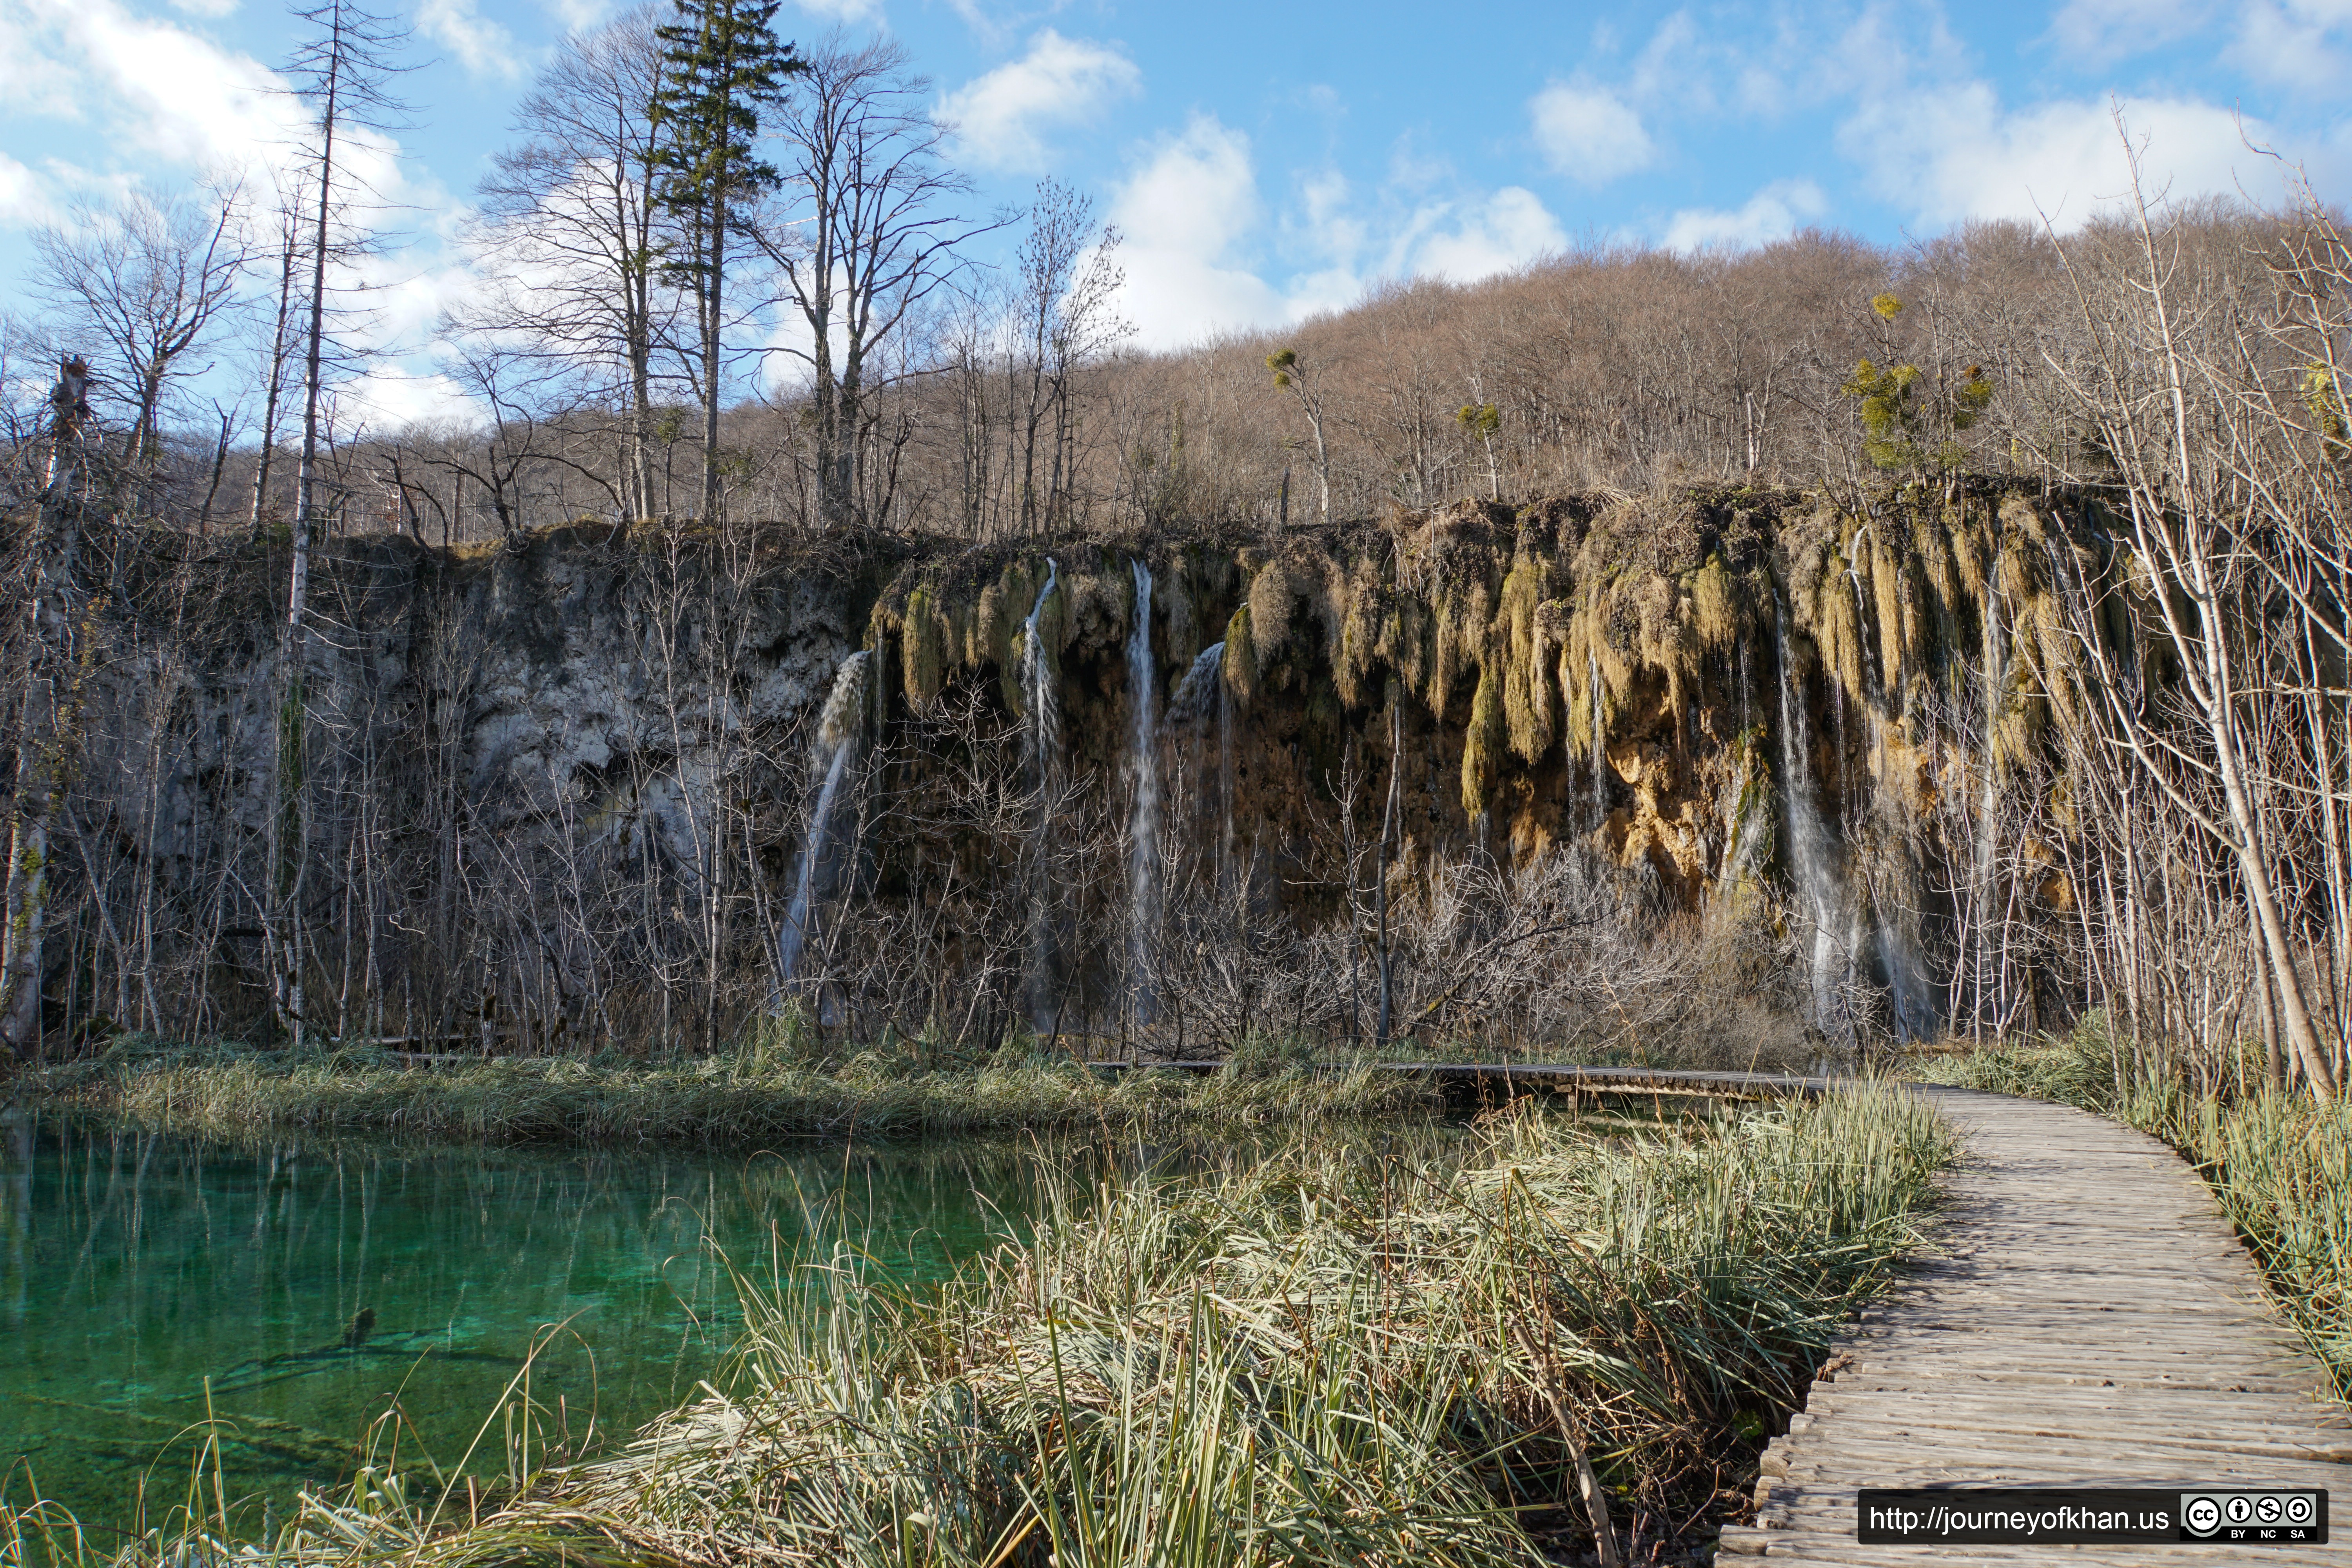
[1,358,92,1055]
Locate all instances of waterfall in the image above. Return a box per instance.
[1169,641,1227,891]
[1217,650,1236,891]
[1023,560,1060,1027]
[1970,576,2008,1034]
[1168,642,1225,724]
[1738,637,1753,744]
[776,649,872,992]
[1125,560,1161,1024]
[1588,649,1606,839]
[1023,559,1061,792]
[1772,589,1855,1040]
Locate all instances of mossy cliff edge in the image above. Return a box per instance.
[46,483,2136,1040]
[869,484,2114,918]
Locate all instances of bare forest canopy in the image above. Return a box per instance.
[0,0,2348,1105]
[0,201,2343,548]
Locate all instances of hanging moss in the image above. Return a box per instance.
[1248,559,1293,665]
[1498,557,1556,763]
[1223,604,1257,705]
[987,560,1052,710]
[1378,592,1432,704]
[1813,552,1868,708]
[1631,569,1696,717]
[1426,585,1461,716]
[1332,561,1383,710]
[1869,530,1911,697]
[970,581,1002,670]
[1688,554,1742,651]
[1462,652,1506,818]
[1056,561,1107,654]
[1948,502,1994,613]
[903,585,946,707]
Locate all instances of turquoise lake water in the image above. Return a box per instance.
[0,1115,1075,1538]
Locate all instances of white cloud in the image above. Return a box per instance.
[2,0,436,245]
[1106,114,1287,349]
[538,0,611,32]
[1846,84,2269,228]
[1407,187,1566,281]
[796,0,883,20]
[0,154,54,227]
[2047,0,2212,58]
[1528,83,1655,185]
[164,0,240,18]
[16,0,301,173]
[940,29,1141,171]
[418,0,522,80]
[336,368,481,432]
[2228,0,2352,91]
[1627,11,1702,106]
[1664,179,1829,251]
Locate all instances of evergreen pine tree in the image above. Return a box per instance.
[649,0,801,520]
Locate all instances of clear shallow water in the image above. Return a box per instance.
[0,1114,1077,1537]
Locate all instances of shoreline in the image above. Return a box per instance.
[4,1038,1454,1148]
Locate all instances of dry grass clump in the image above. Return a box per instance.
[1,1085,1954,1566]
[9,1034,1443,1147]
[533,1083,1950,1565]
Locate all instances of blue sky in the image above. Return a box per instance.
[4,0,2348,424]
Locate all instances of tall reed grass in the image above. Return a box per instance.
[7,1031,1440,1147]
[1916,1024,2352,1399]
[4,1085,1954,1566]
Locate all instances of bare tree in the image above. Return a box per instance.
[753,38,981,528]
[32,185,249,485]
[1266,343,1336,523]
[1010,180,1128,535]
[472,7,677,520]
[2043,125,2343,1103]
[272,0,412,1043]
[1,359,91,1054]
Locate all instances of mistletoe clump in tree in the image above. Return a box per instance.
[1842,292,1993,472]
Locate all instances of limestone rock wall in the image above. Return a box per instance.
[43,485,2126,1043]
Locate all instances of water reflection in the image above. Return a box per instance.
[0,1112,1462,1536]
[0,1116,1060,1533]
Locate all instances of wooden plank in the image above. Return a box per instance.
[1723,1085,2349,1565]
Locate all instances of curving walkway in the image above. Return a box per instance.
[1718,1086,2349,1564]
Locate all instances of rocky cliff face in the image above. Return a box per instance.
[44,484,2116,1051]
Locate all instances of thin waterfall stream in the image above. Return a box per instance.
[1125,561,1161,1025]
[1023,560,1061,1025]
[776,649,871,992]
[1773,586,1855,1038]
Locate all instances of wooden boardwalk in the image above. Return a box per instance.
[1719,1086,2349,1564]
[1084,1060,1832,1101]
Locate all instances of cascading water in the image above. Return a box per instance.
[1969,573,2009,1034]
[1588,649,1606,838]
[1023,559,1062,791]
[1125,560,1161,1024]
[1772,588,1855,1041]
[1167,641,1228,891]
[1022,560,1060,1026]
[775,649,872,994]
[1838,532,1937,1042]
